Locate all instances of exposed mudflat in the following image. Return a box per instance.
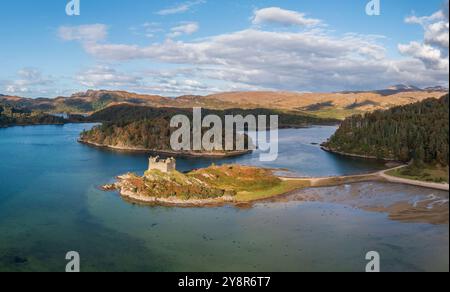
[270,182,449,225]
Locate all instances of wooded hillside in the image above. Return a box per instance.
[324,94,449,165]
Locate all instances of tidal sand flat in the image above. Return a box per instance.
[276,182,449,225]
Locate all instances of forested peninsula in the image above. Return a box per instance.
[323,94,449,183]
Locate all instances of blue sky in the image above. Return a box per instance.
[0,0,448,97]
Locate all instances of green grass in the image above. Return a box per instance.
[235,180,309,202]
[306,108,363,120]
[387,165,449,184]
[127,165,312,203]
[189,165,311,202]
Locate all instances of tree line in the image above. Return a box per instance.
[80,104,339,151]
[0,105,66,127]
[324,94,449,166]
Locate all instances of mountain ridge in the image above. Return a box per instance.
[1,86,448,119]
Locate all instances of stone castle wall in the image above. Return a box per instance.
[148,157,176,173]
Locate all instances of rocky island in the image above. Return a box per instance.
[103,156,309,206]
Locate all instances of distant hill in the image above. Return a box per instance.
[88,104,338,127]
[424,86,448,92]
[387,84,422,91]
[1,86,448,120]
[323,94,449,166]
[0,90,172,113]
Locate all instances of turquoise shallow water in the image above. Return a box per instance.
[0,124,448,271]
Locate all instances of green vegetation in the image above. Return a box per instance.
[299,101,367,120]
[80,117,252,153]
[121,170,229,200]
[345,100,380,110]
[188,165,308,202]
[115,165,309,203]
[87,104,339,126]
[190,164,281,190]
[81,118,174,150]
[305,108,364,120]
[0,91,135,113]
[233,180,309,202]
[0,105,67,127]
[88,105,187,123]
[189,164,308,201]
[81,105,338,152]
[387,165,449,184]
[324,94,449,165]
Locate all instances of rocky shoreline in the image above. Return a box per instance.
[0,121,67,129]
[120,188,236,207]
[320,145,399,162]
[320,147,449,191]
[78,139,253,158]
[103,173,237,207]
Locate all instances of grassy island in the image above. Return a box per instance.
[105,164,309,206]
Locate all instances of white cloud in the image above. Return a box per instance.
[58,24,108,43]
[130,22,164,38]
[398,41,448,70]
[399,1,449,70]
[167,22,199,38]
[76,65,142,87]
[252,7,321,27]
[60,7,449,93]
[157,0,205,16]
[133,79,210,95]
[2,68,54,95]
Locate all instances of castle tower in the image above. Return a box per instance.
[148,156,176,173]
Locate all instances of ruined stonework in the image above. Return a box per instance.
[148,156,176,173]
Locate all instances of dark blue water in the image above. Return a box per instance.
[168,126,387,177]
[0,124,448,271]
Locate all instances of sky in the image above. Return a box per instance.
[0,0,448,98]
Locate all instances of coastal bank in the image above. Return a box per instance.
[79,139,252,158]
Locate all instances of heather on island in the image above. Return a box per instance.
[105,160,308,205]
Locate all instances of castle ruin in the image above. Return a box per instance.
[148,156,176,173]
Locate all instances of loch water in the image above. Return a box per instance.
[0,124,448,271]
